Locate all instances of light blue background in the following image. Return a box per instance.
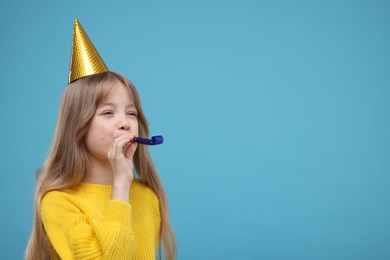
[1,0,389,259]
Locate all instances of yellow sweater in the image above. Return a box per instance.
[41,180,160,260]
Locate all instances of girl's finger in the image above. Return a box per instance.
[109,133,137,159]
[124,141,137,158]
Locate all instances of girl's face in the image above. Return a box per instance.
[84,80,139,160]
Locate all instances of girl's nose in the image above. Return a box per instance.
[120,124,130,131]
[119,117,130,131]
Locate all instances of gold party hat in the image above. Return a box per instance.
[68,19,108,83]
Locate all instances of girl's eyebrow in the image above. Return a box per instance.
[99,102,115,107]
[98,102,136,108]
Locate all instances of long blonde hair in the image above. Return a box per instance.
[25,71,177,260]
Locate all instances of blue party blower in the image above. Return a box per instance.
[133,135,164,146]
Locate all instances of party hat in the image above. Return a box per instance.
[68,19,108,83]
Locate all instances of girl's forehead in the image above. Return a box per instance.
[100,80,135,104]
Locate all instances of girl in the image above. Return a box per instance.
[25,20,176,260]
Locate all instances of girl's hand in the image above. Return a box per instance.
[107,133,138,185]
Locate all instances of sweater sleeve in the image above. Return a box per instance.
[41,191,136,260]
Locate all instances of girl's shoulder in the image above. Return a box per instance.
[40,184,100,210]
[131,179,160,221]
[131,179,160,204]
[41,189,72,204]
[132,179,156,194]
[40,189,82,218]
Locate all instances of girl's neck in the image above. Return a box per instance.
[83,156,114,185]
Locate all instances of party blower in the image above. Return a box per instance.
[133,135,164,146]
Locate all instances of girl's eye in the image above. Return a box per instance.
[127,111,138,117]
[102,110,114,115]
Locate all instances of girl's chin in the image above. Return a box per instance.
[86,151,110,161]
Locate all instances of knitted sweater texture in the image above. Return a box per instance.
[41,180,160,260]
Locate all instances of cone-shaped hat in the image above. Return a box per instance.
[68,19,108,83]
